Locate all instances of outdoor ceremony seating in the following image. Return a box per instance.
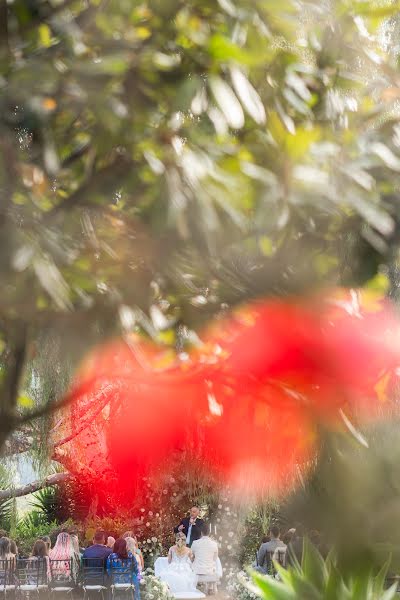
[0,559,17,597]
[108,558,136,600]
[16,558,48,597]
[81,558,108,600]
[0,557,137,600]
[49,559,75,598]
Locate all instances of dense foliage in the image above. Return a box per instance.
[252,539,398,600]
[2,0,400,453]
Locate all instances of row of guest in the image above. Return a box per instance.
[256,524,326,574]
[0,530,141,597]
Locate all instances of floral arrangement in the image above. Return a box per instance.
[140,569,174,600]
[225,569,259,600]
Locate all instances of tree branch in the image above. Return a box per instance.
[46,155,132,218]
[0,472,71,501]
[52,381,119,449]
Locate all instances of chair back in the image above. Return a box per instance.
[16,557,48,587]
[274,547,287,568]
[108,557,135,586]
[81,558,106,587]
[264,551,274,574]
[50,559,74,587]
[0,558,16,588]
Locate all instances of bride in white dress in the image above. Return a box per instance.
[160,533,198,593]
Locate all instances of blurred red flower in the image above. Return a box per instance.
[53,289,400,501]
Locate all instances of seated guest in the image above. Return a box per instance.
[28,539,50,583]
[107,538,140,599]
[0,537,15,565]
[9,540,18,557]
[125,536,144,571]
[107,536,115,549]
[82,530,112,562]
[282,530,294,546]
[256,526,286,574]
[49,532,79,582]
[286,524,304,567]
[191,522,218,576]
[40,536,51,553]
[0,538,15,586]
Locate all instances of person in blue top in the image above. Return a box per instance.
[82,530,112,584]
[82,530,113,562]
[107,538,140,599]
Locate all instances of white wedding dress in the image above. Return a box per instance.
[160,549,198,593]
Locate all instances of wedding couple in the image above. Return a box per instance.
[159,507,218,595]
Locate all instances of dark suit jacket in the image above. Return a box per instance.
[174,517,204,546]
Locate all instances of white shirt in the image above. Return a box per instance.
[191,536,218,575]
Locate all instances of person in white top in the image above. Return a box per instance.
[190,522,218,576]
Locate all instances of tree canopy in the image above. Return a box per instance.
[2,0,400,474]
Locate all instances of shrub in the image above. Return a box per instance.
[15,512,58,556]
[251,539,398,600]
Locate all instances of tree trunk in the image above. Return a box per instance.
[0,472,71,500]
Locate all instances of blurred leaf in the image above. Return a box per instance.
[231,68,266,124]
[302,538,327,591]
[18,394,34,408]
[209,77,244,129]
[364,273,390,295]
[38,24,52,48]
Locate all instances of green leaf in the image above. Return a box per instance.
[301,538,327,591]
[289,570,321,600]
[75,54,131,76]
[208,35,258,65]
[209,76,244,129]
[326,561,348,600]
[380,583,399,600]
[252,570,296,600]
[18,394,34,408]
[38,24,52,48]
[349,572,371,600]
[373,557,390,595]
[364,273,390,295]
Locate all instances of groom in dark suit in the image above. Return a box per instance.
[174,506,204,547]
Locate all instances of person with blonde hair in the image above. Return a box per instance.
[160,532,198,594]
[49,532,80,582]
[125,536,144,571]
